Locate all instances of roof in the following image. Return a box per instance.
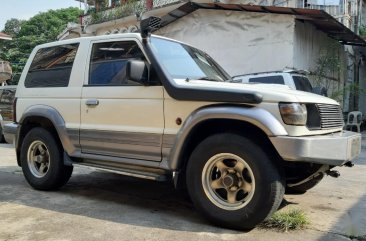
[74,0,95,6]
[0,32,12,40]
[156,2,366,46]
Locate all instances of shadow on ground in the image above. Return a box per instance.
[0,167,241,234]
[318,192,366,240]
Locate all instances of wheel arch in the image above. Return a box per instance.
[168,105,288,186]
[16,105,77,166]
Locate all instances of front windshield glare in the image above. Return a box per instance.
[150,37,229,82]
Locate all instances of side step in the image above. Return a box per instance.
[73,163,169,182]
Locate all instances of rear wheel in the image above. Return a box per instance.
[20,127,73,190]
[186,133,285,230]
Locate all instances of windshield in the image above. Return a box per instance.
[150,37,230,82]
[292,76,313,92]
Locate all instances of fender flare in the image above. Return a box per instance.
[167,105,288,170]
[17,105,77,155]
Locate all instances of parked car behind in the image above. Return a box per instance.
[233,70,328,96]
[0,85,16,143]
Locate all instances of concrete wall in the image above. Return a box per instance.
[293,20,347,103]
[155,9,295,76]
[293,21,337,72]
[359,63,366,114]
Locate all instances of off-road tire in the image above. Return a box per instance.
[186,133,285,230]
[20,127,73,190]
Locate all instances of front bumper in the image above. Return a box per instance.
[270,131,361,166]
[3,122,18,145]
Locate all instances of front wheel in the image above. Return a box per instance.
[20,127,73,190]
[186,133,285,230]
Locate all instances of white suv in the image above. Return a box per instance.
[3,17,361,230]
[233,70,327,96]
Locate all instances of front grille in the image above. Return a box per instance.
[316,104,343,129]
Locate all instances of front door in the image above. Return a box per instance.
[80,39,164,161]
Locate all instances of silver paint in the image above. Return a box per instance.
[270,131,361,166]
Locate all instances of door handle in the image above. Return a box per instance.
[85,99,99,106]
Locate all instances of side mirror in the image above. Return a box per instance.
[312,86,328,97]
[126,60,149,85]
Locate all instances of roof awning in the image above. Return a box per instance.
[157,2,366,46]
[0,32,12,40]
[74,0,95,6]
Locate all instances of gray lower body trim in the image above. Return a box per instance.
[79,129,163,162]
[270,131,361,166]
[162,133,176,164]
[73,163,167,181]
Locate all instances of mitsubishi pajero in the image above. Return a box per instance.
[4,18,361,230]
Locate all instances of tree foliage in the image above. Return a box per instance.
[0,7,82,79]
[3,18,24,36]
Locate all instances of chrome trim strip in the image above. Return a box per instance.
[167,105,288,170]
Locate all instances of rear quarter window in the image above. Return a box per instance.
[248,76,284,84]
[24,43,79,88]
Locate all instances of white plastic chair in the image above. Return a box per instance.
[345,111,362,132]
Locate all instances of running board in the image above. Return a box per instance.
[72,163,169,181]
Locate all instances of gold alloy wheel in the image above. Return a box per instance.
[27,140,50,178]
[201,153,256,210]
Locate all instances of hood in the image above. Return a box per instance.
[174,79,339,105]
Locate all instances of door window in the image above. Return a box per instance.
[88,41,147,86]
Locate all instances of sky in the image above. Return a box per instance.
[0,0,83,31]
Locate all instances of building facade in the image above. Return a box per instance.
[68,0,366,113]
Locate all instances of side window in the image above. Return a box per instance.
[293,76,313,92]
[248,76,285,84]
[25,44,79,88]
[88,41,147,86]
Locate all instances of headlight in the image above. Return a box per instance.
[279,103,307,125]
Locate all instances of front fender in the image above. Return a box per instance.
[167,105,288,170]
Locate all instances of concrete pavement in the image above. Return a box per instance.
[0,135,365,241]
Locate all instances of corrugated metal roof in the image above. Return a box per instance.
[157,2,366,46]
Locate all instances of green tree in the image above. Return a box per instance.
[0,7,82,82]
[3,18,24,36]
